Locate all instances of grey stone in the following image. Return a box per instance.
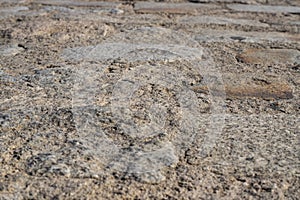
[0,6,28,13]
[227,4,300,14]
[134,2,219,14]
[0,0,26,3]
[0,44,25,56]
[236,48,300,65]
[217,113,299,172]
[32,0,119,7]
[0,6,29,19]
[194,29,299,43]
[62,43,203,62]
[189,0,255,3]
[179,16,269,27]
[289,21,300,26]
[109,8,124,15]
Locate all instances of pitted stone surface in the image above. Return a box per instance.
[0,0,299,199]
[192,74,294,100]
[236,48,300,65]
[64,27,225,183]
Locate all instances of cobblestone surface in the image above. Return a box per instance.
[0,0,299,199]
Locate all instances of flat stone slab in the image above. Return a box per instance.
[192,74,293,99]
[134,2,219,14]
[62,43,204,62]
[237,49,300,65]
[0,44,25,56]
[195,29,300,43]
[227,4,300,14]
[179,16,269,27]
[0,6,29,19]
[0,0,24,3]
[32,0,119,7]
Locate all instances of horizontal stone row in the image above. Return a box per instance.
[32,0,119,7]
[194,29,299,43]
[192,74,293,100]
[227,4,300,14]
[0,6,29,19]
[135,2,300,14]
[179,16,269,27]
[134,2,218,14]
[29,1,300,14]
[237,49,299,65]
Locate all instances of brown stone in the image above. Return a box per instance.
[192,75,293,99]
[236,49,300,65]
[224,81,293,99]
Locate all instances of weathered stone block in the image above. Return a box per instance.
[32,0,118,7]
[134,2,219,14]
[227,4,300,14]
[195,29,300,43]
[192,74,293,99]
[179,16,269,27]
[236,49,300,65]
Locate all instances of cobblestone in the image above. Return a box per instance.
[32,0,119,7]
[236,48,300,65]
[134,2,219,14]
[0,6,29,19]
[192,74,293,99]
[227,4,300,14]
[179,15,269,27]
[195,29,300,43]
[0,1,299,199]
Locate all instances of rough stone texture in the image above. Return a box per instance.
[191,0,300,6]
[32,0,119,7]
[236,48,300,65]
[0,44,25,56]
[192,74,294,99]
[195,29,300,43]
[0,6,29,19]
[227,4,300,13]
[179,16,269,27]
[0,0,299,199]
[134,2,219,14]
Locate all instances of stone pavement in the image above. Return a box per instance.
[0,0,299,199]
